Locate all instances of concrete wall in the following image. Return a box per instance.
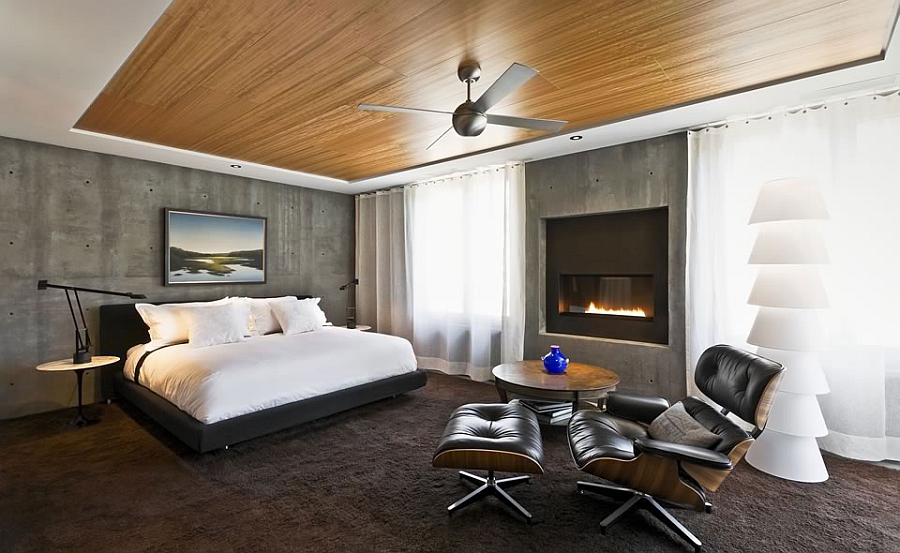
[524,133,688,401]
[0,137,355,419]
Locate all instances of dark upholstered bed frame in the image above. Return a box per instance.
[98,297,427,453]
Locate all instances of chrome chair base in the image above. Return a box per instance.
[577,481,703,552]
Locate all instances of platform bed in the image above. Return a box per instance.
[99,297,427,453]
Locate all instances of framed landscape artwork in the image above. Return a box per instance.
[164,209,267,285]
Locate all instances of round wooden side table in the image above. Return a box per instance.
[492,360,620,411]
[36,356,120,426]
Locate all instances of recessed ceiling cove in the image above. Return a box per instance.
[75,0,896,182]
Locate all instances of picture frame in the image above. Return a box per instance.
[164,209,267,286]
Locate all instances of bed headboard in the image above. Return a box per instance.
[98,295,311,399]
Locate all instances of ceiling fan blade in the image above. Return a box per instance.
[486,113,567,133]
[426,127,453,150]
[472,63,538,113]
[358,103,452,116]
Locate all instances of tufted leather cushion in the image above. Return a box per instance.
[694,345,783,426]
[680,397,752,454]
[567,410,648,468]
[433,404,544,470]
[606,390,670,425]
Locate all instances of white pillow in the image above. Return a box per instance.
[269,298,326,336]
[135,298,233,344]
[247,296,298,335]
[227,297,253,336]
[181,302,247,348]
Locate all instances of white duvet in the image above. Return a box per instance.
[124,327,418,424]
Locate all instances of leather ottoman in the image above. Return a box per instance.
[432,403,545,522]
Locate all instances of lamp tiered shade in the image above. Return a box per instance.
[748,223,829,264]
[747,178,829,224]
[747,308,823,351]
[748,266,828,309]
[746,433,829,483]
[762,393,828,436]
[755,347,829,394]
[744,177,830,483]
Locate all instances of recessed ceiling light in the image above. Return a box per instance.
[230,164,242,169]
[569,135,583,141]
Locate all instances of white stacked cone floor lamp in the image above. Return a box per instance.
[744,178,830,482]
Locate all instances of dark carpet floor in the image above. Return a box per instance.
[1,373,898,553]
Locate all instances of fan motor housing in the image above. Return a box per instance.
[453,101,487,137]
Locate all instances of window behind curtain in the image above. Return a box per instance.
[408,172,505,320]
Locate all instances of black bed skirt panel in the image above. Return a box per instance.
[114,370,428,452]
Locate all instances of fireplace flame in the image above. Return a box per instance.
[586,302,647,317]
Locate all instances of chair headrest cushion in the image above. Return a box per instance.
[694,345,784,427]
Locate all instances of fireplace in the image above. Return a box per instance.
[558,274,655,319]
[545,208,668,343]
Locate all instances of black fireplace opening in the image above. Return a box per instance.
[558,274,655,321]
[545,207,668,344]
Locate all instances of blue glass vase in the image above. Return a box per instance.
[542,345,569,374]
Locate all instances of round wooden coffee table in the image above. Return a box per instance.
[492,360,620,410]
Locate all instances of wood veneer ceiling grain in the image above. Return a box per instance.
[75,0,897,181]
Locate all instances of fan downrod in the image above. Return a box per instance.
[453,61,487,137]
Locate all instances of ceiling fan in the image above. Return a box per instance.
[358,61,567,150]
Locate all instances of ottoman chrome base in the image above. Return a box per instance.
[449,470,533,522]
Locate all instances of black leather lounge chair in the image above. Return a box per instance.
[567,345,784,551]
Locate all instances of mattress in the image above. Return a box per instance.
[124,327,417,424]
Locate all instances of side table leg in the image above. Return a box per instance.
[496,385,509,403]
[71,369,98,427]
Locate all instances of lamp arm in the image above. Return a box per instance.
[338,278,359,291]
[74,289,92,351]
[37,280,146,299]
[38,280,146,363]
[64,289,85,352]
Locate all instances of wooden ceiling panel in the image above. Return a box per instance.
[75,0,896,181]
[670,31,885,96]
[190,56,404,156]
[117,1,305,107]
[363,0,585,77]
[208,0,443,104]
[657,2,891,79]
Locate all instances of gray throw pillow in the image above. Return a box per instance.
[648,402,721,449]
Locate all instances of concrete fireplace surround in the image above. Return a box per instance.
[524,133,688,401]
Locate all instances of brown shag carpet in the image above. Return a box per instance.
[1,373,898,553]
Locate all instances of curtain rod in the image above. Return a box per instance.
[680,87,899,133]
[356,162,522,198]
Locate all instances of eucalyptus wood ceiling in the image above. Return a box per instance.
[75,0,896,181]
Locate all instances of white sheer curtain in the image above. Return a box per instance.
[356,163,526,381]
[356,189,413,339]
[688,90,900,461]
